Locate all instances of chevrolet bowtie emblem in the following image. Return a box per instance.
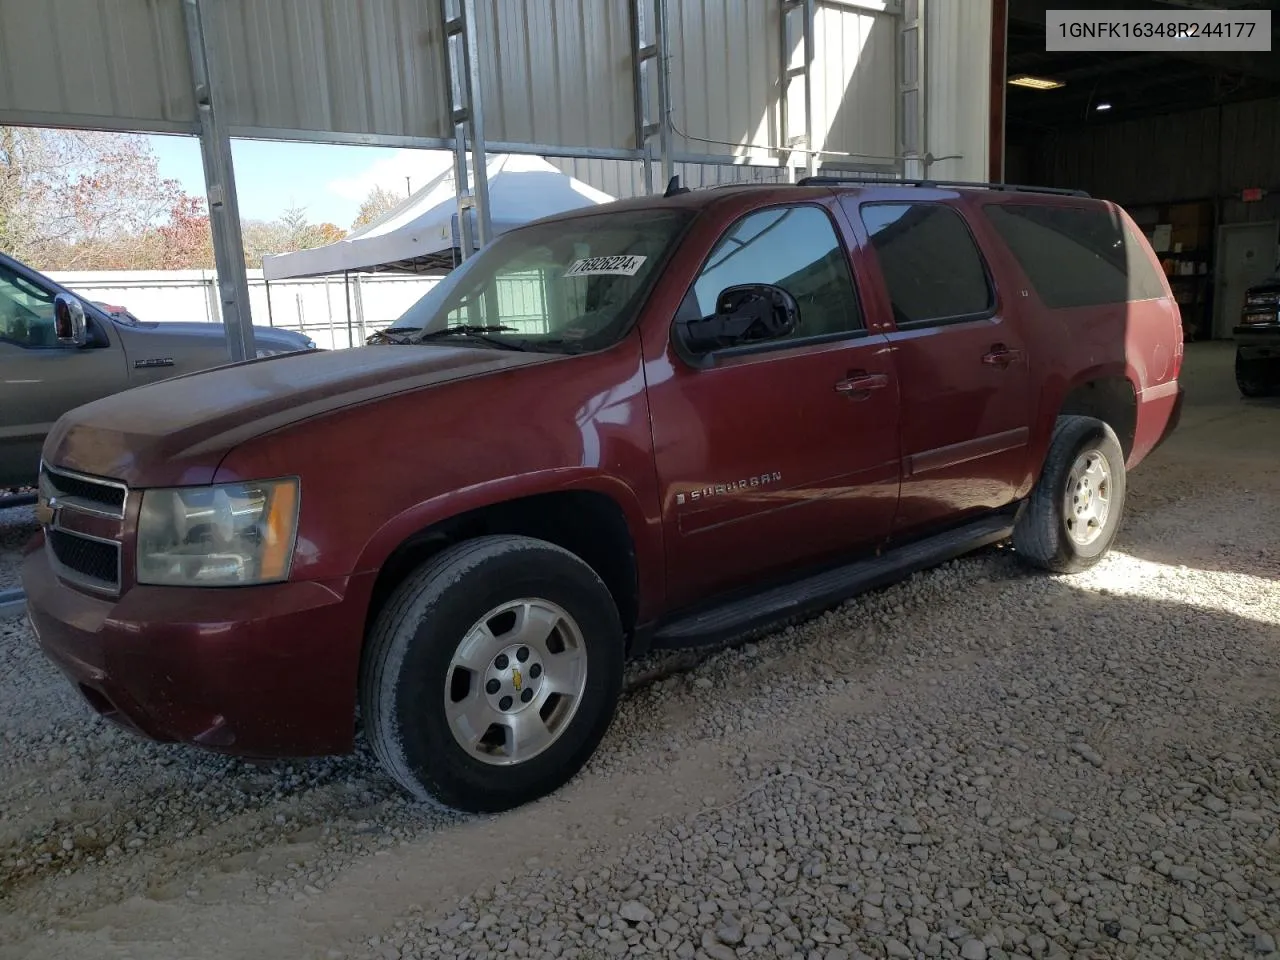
[511,668,523,692]
[35,496,56,526]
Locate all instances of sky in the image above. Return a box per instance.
[148,134,455,229]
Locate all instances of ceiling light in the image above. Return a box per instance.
[1096,101,1112,111]
[1009,74,1065,90]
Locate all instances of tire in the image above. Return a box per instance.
[1236,350,1276,398]
[1013,415,1127,574]
[361,535,624,813]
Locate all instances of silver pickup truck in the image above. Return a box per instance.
[0,251,314,488]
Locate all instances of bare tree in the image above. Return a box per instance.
[351,185,402,231]
[0,127,177,269]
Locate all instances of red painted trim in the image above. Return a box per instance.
[989,0,1008,182]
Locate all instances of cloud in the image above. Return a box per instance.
[325,149,455,203]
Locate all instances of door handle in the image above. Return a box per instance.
[982,345,1023,367]
[834,372,889,397]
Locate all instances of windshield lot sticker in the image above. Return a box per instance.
[563,255,647,278]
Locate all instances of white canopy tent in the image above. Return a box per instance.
[261,154,616,282]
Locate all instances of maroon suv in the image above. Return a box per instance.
[23,179,1184,812]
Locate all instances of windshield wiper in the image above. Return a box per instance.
[366,327,418,344]
[412,324,527,351]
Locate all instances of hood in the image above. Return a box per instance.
[44,345,558,486]
[122,320,311,351]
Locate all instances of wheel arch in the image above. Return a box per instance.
[355,472,657,650]
[1057,373,1138,461]
[1027,366,1140,490]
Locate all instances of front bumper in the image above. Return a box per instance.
[22,535,373,757]
[1234,324,1280,359]
[1150,385,1185,457]
[1129,380,1184,468]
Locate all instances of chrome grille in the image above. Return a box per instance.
[41,464,127,519]
[40,463,128,595]
[48,529,121,587]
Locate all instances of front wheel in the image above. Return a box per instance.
[1236,350,1277,398]
[361,535,625,812]
[1014,415,1127,574]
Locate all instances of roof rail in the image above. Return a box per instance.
[794,175,1090,198]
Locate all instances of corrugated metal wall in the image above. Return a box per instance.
[206,0,450,140]
[924,0,991,182]
[1015,96,1280,222]
[473,0,635,148]
[548,158,647,199]
[548,156,818,200]
[812,2,897,164]
[666,0,781,163]
[0,0,196,130]
[665,0,898,165]
[0,0,908,164]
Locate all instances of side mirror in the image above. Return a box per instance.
[53,294,87,347]
[681,284,800,353]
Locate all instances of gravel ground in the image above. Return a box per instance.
[1,342,1278,960]
[0,503,33,592]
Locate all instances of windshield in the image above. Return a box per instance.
[390,208,692,352]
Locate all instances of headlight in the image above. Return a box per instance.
[136,478,300,586]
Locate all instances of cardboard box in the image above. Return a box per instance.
[1171,224,1206,251]
[1169,202,1211,228]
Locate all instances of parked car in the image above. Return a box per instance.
[23,180,1184,813]
[1235,264,1280,397]
[91,301,143,324]
[0,251,315,488]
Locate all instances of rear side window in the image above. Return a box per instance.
[981,202,1167,309]
[860,203,994,325]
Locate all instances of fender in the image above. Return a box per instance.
[351,467,667,620]
[1021,360,1140,496]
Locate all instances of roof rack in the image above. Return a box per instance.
[794,175,1090,198]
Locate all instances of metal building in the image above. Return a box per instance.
[0,0,999,359]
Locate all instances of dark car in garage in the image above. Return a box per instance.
[1235,265,1280,397]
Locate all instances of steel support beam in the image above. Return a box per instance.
[653,0,674,189]
[780,0,817,181]
[990,0,1008,182]
[631,0,657,194]
[182,0,254,363]
[442,0,492,260]
[899,0,927,179]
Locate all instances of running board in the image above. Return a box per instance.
[652,512,1016,648]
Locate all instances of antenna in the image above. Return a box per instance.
[663,175,690,197]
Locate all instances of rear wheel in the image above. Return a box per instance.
[1236,349,1277,398]
[1014,415,1127,574]
[361,535,624,812]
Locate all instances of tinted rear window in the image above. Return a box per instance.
[981,203,1166,309]
[860,202,994,325]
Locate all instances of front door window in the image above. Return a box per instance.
[679,204,864,343]
[0,264,58,348]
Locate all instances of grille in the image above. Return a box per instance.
[43,466,126,516]
[49,529,120,588]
